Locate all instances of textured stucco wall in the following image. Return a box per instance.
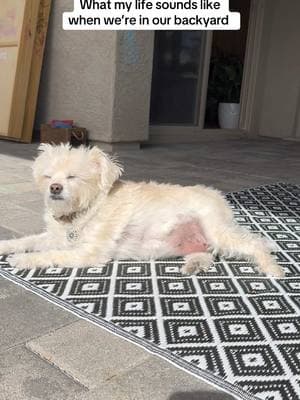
[112,32,154,142]
[253,0,300,138]
[35,0,117,141]
[35,2,154,143]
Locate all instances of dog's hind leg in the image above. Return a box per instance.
[182,252,214,275]
[206,223,283,277]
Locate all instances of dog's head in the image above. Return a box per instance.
[32,144,123,216]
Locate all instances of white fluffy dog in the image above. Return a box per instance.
[0,144,283,277]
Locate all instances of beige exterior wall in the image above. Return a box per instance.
[35,0,116,142]
[112,32,154,143]
[36,1,154,144]
[252,0,300,139]
[36,0,300,144]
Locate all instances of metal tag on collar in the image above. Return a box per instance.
[67,229,79,242]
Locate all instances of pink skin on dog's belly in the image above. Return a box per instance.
[166,221,208,255]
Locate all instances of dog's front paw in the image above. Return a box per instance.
[0,240,14,256]
[7,254,41,270]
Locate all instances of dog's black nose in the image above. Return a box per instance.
[50,183,63,195]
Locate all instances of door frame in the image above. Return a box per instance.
[239,0,265,133]
[148,0,265,144]
[0,0,51,143]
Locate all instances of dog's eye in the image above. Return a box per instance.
[44,175,51,179]
[67,175,76,179]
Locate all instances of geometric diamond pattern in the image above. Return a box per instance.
[160,297,203,316]
[69,279,110,296]
[263,317,300,340]
[112,319,160,343]
[115,279,153,295]
[278,343,300,374]
[164,319,213,344]
[225,345,284,376]
[214,318,264,342]
[249,295,296,315]
[237,278,279,294]
[157,278,196,295]
[1,182,300,400]
[28,279,68,296]
[113,297,156,317]
[239,380,298,400]
[197,277,238,294]
[68,297,107,316]
[170,347,226,377]
[205,296,251,316]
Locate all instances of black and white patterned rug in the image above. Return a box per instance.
[1,183,300,400]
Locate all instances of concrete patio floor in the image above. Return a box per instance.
[0,136,299,400]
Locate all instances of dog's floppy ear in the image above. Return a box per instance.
[32,144,54,183]
[36,143,71,155]
[88,147,123,193]
[37,143,53,155]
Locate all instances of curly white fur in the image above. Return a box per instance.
[0,144,283,277]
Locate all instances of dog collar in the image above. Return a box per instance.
[53,208,89,224]
[52,214,80,242]
[54,212,78,224]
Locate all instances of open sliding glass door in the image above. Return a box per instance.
[148,0,254,142]
[149,31,213,140]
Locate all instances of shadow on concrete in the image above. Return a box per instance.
[168,391,235,400]
[0,139,38,160]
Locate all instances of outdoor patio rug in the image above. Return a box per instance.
[1,182,300,400]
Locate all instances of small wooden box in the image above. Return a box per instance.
[40,124,88,146]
